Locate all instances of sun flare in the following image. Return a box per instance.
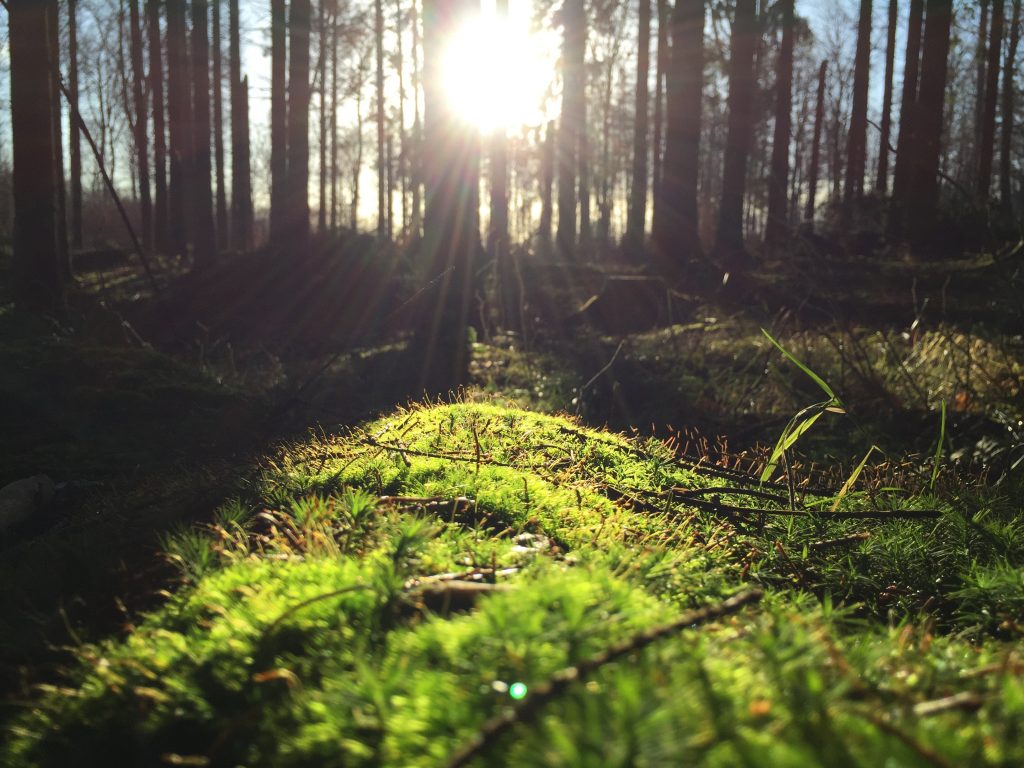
[441,6,556,134]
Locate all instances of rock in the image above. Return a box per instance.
[0,475,56,533]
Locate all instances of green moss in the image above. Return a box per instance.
[6,402,1024,766]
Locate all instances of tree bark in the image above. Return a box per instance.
[287,0,312,244]
[9,0,65,308]
[129,0,153,253]
[191,0,218,265]
[974,0,990,182]
[876,0,898,193]
[1000,0,1022,220]
[212,0,228,249]
[653,0,703,274]
[490,0,512,325]
[714,0,757,271]
[650,0,668,240]
[146,0,168,255]
[844,0,873,202]
[978,0,1004,200]
[330,0,339,230]
[269,0,288,244]
[905,0,953,245]
[229,0,252,251]
[539,119,555,245]
[556,0,585,257]
[166,0,190,259]
[625,0,651,248]
[375,0,387,239]
[889,0,924,238]
[419,0,481,393]
[318,0,329,234]
[765,0,794,250]
[804,60,827,225]
[410,0,423,237]
[69,0,83,250]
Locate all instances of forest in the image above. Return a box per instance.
[2,0,1024,765]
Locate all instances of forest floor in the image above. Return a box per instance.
[3,238,1024,765]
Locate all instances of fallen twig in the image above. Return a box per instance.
[912,692,984,717]
[807,532,872,551]
[446,589,764,768]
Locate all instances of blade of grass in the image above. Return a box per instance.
[930,400,947,492]
[761,328,841,404]
[830,445,880,512]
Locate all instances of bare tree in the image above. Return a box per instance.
[978,0,1004,200]
[1000,0,1022,220]
[128,0,152,252]
[876,0,897,193]
[765,0,795,250]
[804,60,827,225]
[287,0,312,243]
[419,0,480,391]
[147,0,168,254]
[270,0,288,243]
[69,0,83,249]
[905,0,953,245]
[714,0,758,272]
[10,0,65,306]
[844,0,872,202]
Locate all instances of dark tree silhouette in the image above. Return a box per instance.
[650,0,669,240]
[212,0,228,249]
[844,0,872,202]
[287,0,312,244]
[765,0,795,250]
[876,0,897,193]
[9,0,65,307]
[69,0,83,249]
[229,0,252,251]
[539,119,555,244]
[557,0,585,257]
[375,0,387,239]
[147,0,168,255]
[804,62,827,226]
[270,0,288,244]
[419,0,480,391]
[978,0,1004,200]
[1001,0,1022,220]
[166,0,191,258]
[653,0,703,275]
[129,0,152,252]
[625,0,651,249]
[889,0,924,238]
[191,0,218,265]
[714,0,757,272]
[905,0,953,245]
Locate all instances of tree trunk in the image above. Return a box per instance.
[229,0,252,251]
[844,0,873,202]
[212,0,227,250]
[317,0,328,234]
[714,0,757,271]
[876,0,898,193]
[490,0,512,325]
[804,60,827,225]
[1000,0,1021,220]
[650,0,668,240]
[556,0,585,257]
[9,0,65,308]
[69,0,83,250]
[191,0,218,265]
[146,1,168,255]
[625,0,651,248]
[287,0,312,244]
[129,0,152,253]
[375,0,387,239]
[330,0,339,231]
[395,0,408,237]
[166,0,190,259]
[653,0,703,274]
[270,0,288,244]
[974,0,990,182]
[48,0,67,277]
[978,0,1004,200]
[765,0,794,250]
[889,0,924,238]
[419,0,480,392]
[905,0,953,245]
[410,0,423,237]
[539,119,555,244]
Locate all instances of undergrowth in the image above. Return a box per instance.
[5,401,1024,766]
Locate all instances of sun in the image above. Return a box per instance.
[441,5,556,134]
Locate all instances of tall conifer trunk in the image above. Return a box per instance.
[269,0,288,244]
[844,0,872,202]
[165,0,190,258]
[889,0,924,238]
[229,0,252,251]
[69,0,83,250]
[287,0,312,244]
[876,0,898,193]
[147,0,168,254]
[625,0,651,248]
[212,0,228,249]
[129,0,152,252]
[191,0,218,265]
[1000,0,1022,220]
[804,61,827,225]
[765,0,794,250]
[978,0,1004,199]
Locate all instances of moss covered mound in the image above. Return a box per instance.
[6,403,1024,766]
